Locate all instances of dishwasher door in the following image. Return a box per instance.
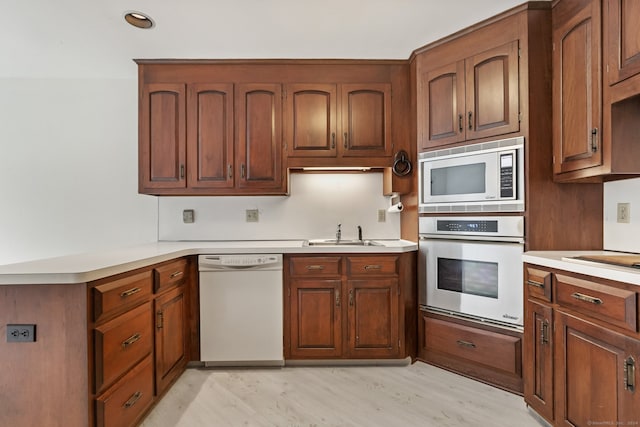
[198,254,284,366]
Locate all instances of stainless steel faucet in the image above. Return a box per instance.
[336,223,342,241]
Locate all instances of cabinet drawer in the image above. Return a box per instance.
[524,267,552,302]
[289,257,342,276]
[346,256,398,276]
[94,302,153,393]
[93,271,152,323]
[154,258,188,294]
[424,317,521,375]
[556,274,637,332]
[95,354,154,427]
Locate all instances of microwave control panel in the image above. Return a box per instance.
[499,152,515,198]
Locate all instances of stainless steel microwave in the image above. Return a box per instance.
[418,136,525,213]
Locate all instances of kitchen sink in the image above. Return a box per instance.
[303,239,383,247]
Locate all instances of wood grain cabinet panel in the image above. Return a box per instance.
[93,271,153,323]
[552,0,603,175]
[139,83,187,191]
[236,83,284,191]
[154,285,188,395]
[285,83,391,158]
[154,258,188,294]
[347,278,399,358]
[523,298,554,424]
[418,40,520,151]
[186,83,234,189]
[525,266,553,302]
[289,278,343,358]
[94,302,154,393]
[555,310,640,427]
[95,354,155,427]
[285,253,415,360]
[606,0,640,85]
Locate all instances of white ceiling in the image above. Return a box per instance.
[1,0,539,79]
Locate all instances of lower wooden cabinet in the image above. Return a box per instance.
[524,263,640,426]
[88,257,194,427]
[418,311,523,394]
[284,253,416,360]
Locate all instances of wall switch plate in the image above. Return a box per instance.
[182,209,195,223]
[7,324,36,342]
[378,209,386,222]
[617,203,631,223]
[246,209,259,222]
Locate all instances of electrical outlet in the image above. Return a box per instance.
[378,209,386,223]
[7,324,36,342]
[182,209,195,223]
[617,203,631,223]
[246,209,259,222]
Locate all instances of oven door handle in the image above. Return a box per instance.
[419,234,524,244]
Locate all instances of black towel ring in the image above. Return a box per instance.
[392,150,412,177]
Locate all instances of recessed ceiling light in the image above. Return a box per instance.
[124,11,154,29]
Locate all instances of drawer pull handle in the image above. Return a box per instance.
[456,340,476,349]
[364,265,381,270]
[157,311,164,329]
[349,289,354,306]
[336,290,341,307]
[123,391,143,409]
[121,333,141,349]
[120,287,141,298]
[306,265,325,270]
[571,292,603,305]
[169,271,183,279]
[625,356,636,392]
[527,280,545,289]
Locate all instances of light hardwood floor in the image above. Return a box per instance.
[141,362,542,427]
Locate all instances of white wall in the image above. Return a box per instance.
[159,173,401,242]
[0,78,158,265]
[603,177,640,253]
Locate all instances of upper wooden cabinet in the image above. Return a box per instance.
[552,0,640,182]
[417,35,520,151]
[285,83,392,158]
[606,0,640,85]
[139,80,284,195]
[552,0,603,176]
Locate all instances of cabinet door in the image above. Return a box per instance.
[139,83,186,190]
[419,61,466,150]
[289,279,342,358]
[346,278,399,358]
[552,0,603,175]
[285,84,337,157]
[555,310,640,426]
[523,299,554,424]
[466,40,520,140]
[186,83,234,189]
[340,84,392,157]
[606,0,640,85]
[235,83,284,191]
[154,285,187,395]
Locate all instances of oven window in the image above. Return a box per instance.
[430,163,486,196]
[437,257,498,299]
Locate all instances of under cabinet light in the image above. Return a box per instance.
[300,167,372,172]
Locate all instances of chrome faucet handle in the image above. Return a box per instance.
[357,225,363,241]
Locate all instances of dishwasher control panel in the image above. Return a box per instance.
[199,254,282,270]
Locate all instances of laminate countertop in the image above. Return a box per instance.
[0,240,417,285]
[523,250,640,286]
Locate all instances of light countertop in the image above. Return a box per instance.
[523,250,640,286]
[0,239,417,285]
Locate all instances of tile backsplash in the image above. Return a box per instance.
[603,177,640,253]
[158,172,401,242]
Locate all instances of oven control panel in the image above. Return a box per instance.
[436,220,498,233]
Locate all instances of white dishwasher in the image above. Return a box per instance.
[198,254,284,367]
